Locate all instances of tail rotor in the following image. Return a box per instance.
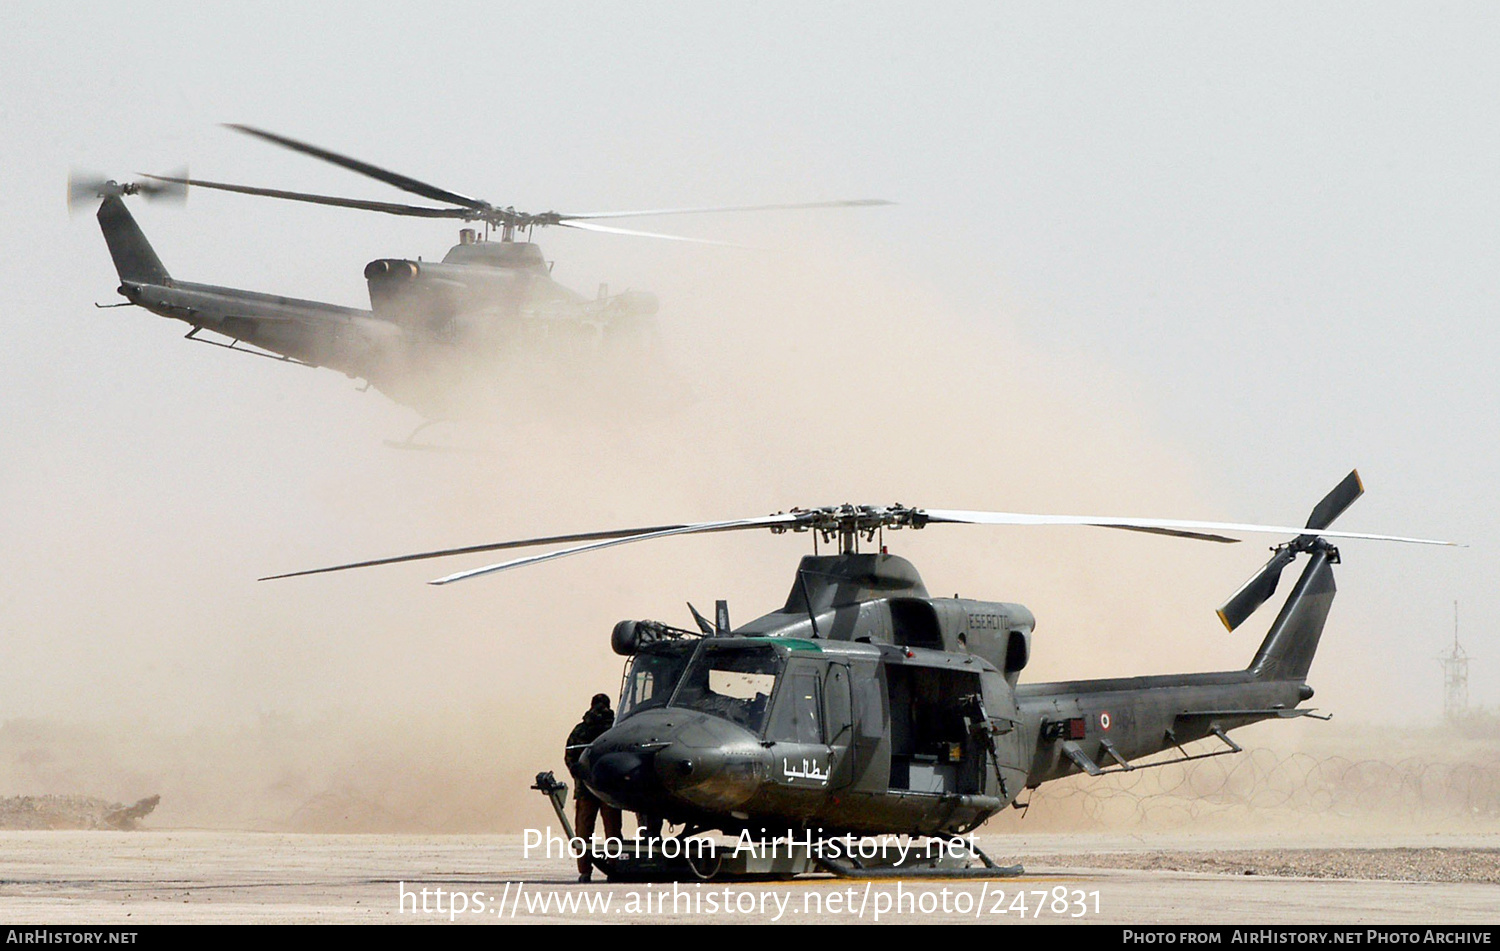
[68,168,188,214]
[1216,470,1364,632]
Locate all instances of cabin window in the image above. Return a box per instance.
[767,666,824,745]
[824,664,853,743]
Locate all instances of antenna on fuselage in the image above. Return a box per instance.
[796,569,822,639]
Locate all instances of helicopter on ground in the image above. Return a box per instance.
[263,471,1455,878]
[72,126,889,423]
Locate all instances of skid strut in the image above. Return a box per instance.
[530,774,1022,881]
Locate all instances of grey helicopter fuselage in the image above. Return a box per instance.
[257,475,1445,843]
[84,126,887,422]
[96,197,658,419]
[578,548,1328,838]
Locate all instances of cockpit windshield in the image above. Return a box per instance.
[669,645,784,734]
[619,645,693,720]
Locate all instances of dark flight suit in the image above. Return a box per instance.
[566,702,622,879]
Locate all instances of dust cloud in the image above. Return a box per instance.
[991,717,1500,837]
[0,221,1443,833]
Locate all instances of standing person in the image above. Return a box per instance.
[566,693,622,882]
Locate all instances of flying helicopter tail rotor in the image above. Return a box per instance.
[67,170,109,213]
[68,167,189,214]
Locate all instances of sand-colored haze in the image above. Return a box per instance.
[0,227,1438,833]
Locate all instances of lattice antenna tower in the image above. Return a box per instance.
[1440,600,1468,721]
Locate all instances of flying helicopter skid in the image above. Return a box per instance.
[75,126,892,423]
[264,471,1458,881]
[380,419,502,455]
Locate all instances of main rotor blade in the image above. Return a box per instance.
[429,514,804,585]
[556,219,754,248]
[263,500,1458,589]
[559,199,894,221]
[144,175,471,219]
[226,124,489,211]
[262,513,807,583]
[134,167,190,204]
[919,509,1458,546]
[1305,469,1364,532]
[1216,549,1298,632]
[260,523,695,581]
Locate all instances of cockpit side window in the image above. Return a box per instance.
[619,647,692,720]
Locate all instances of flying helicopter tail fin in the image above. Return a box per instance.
[97,196,171,286]
[1246,549,1336,683]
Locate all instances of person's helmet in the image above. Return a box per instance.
[591,693,611,709]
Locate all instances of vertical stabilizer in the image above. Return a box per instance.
[97,196,170,285]
[1248,549,1336,682]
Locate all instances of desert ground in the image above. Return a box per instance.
[1,830,1496,925]
[4,722,1497,924]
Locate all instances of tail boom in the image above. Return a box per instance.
[1015,672,1310,785]
[1015,546,1338,787]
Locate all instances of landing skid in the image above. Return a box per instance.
[531,771,1023,883]
[593,834,1022,884]
[383,419,497,454]
[814,843,1023,880]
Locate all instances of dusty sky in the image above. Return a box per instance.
[0,1,1493,760]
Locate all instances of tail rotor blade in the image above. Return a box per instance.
[1217,548,1297,632]
[67,170,110,212]
[69,168,190,213]
[1306,470,1364,532]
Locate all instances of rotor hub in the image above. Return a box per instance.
[769,504,929,554]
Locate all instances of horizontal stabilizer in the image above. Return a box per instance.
[1175,708,1321,721]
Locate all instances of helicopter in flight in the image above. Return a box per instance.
[72,126,889,423]
[264,471,1456,879]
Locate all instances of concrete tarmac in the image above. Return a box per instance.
[0,831,1496,924]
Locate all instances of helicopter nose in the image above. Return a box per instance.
[581,710,770,813]
[586,750,658,807]
[654,745,764,811]
[654,746,707,790]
